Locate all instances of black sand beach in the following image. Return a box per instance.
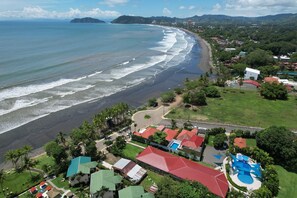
[0,31,212,168]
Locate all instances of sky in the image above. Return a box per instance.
[0,0,297,20]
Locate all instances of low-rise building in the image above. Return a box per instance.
[244,67,260,80]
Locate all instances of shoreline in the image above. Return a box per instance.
[0,28,211,169]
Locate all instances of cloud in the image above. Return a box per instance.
[179,5,195,10]
[188,6,195,10]
[100,0,129,7]
[212,3,222,12]
[163,7,172,16]
[0,6,121,19]
[223,0,297,16]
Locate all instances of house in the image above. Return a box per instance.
[163,128,178,141]
[244,67,260,80]
[90,170,122,198]
[238,51,247,58]
[133,127,178,142]
[118,186,154,198]
[66,156,97,186]
[264,77,279,84]
[234,137,246,148]
[224,48,236,52]
[113,158,147,183]
[136,146,228,198]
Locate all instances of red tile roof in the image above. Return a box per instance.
[234,137,246,148]
[243,80,261,87]
[163,128,178,141]
[176,129,196,141]
[181,135,204,149]
[191,128,198,134]
[137,146,228,198]
[133,127,158,139]
[264,77,279,84]
[156,125,165,131]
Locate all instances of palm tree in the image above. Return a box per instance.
[0,169,6,194]
[5,150,20,170]
[23,157,36,178]
[56,132,67,148]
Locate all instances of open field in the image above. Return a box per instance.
[122,144,144,160]
[35,154,55,170]
[167,89,297,129]
[274,165,297,198]
[0,171,41,197]
[246,139,257,147]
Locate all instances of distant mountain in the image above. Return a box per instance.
[70,17,105,23]
[111,13,297,25]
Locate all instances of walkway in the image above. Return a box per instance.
[127,141,146,149]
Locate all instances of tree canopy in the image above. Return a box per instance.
[260,82,288,100]
[256,126,297,172]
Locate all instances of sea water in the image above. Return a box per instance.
[0,21,196,134]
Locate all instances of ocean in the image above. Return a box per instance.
[0,21,198,135]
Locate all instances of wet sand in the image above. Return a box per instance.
[0,29,212,168]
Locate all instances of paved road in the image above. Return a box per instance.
[159,119,262,133]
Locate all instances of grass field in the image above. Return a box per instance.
[167,89,297,129]
[140,170,164,192]
[130,140,148,148]
[34,154,55,170]
[0,171,41,197]
[274,165,297,198]
[122,144,144,160]
[246,139,257,147]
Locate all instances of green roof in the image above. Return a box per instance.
[66,156,97,177]
[119,186,154,198]
[90,170,122,194]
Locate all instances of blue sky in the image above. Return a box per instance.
[0,0,297,20]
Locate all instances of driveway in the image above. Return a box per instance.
[203,145,226,166]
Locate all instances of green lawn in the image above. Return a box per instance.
[51,174,79,193]
[167,89,297,129]
[122,144,144,160]
[140,170,164,192]
[207,135,215,146]
[274,165,297,198]
[0,171,41,197]
[246,139,257,147]
[34,154,56,170]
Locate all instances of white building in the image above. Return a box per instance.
[244,67,260,80]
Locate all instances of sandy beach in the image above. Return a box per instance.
[0,29,212,169]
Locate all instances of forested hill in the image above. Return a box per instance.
[112,13,297,25]
[70,17,105,23]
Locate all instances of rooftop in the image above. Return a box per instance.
[176,129,196,141]
[118,186,154,198]
[66,156,97,178]
[245,67,260,74]
[181,135,204,149]
[136,146,228,198]
[90,170,122,194]
[234,137,246,148]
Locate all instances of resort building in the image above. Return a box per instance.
[244,67,260,80]
[90,170,122,198]
[113,158,147,183]
[118,186,154,198]
[136,146,229,198]
[66,156,97,186]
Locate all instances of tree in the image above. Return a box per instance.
[213,133,227,149]
[260,82,288,100]
[203,86,221,98]
[56,132,67,149]
[85,141,98,159]
[250,186,272,198]
[246,49,274,68]
[256,126,297,171]
[262,165,279,197]
[150,132,168,146]
[232,63,248,77]
[174,87,183,95]
[171,119,177,129]
[185,91,207,106]
[44,141,68,164]
[108,136,126,156]
[161,91,175,103]
[148,98,158,107]
[23,157,37,177]
[227,189,245,198]
[0,169,6,194]
[258,65,280,79]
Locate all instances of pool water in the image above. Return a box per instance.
[238,171,254,184]
[213,154,223,160]
[170,143,179,150]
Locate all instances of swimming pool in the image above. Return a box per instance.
[170,143,179,150]
[238,171,254,184]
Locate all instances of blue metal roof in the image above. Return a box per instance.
[66,156,91,177]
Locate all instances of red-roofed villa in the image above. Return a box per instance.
[137,146,229,197]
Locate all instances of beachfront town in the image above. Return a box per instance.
[1,15,297,198]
